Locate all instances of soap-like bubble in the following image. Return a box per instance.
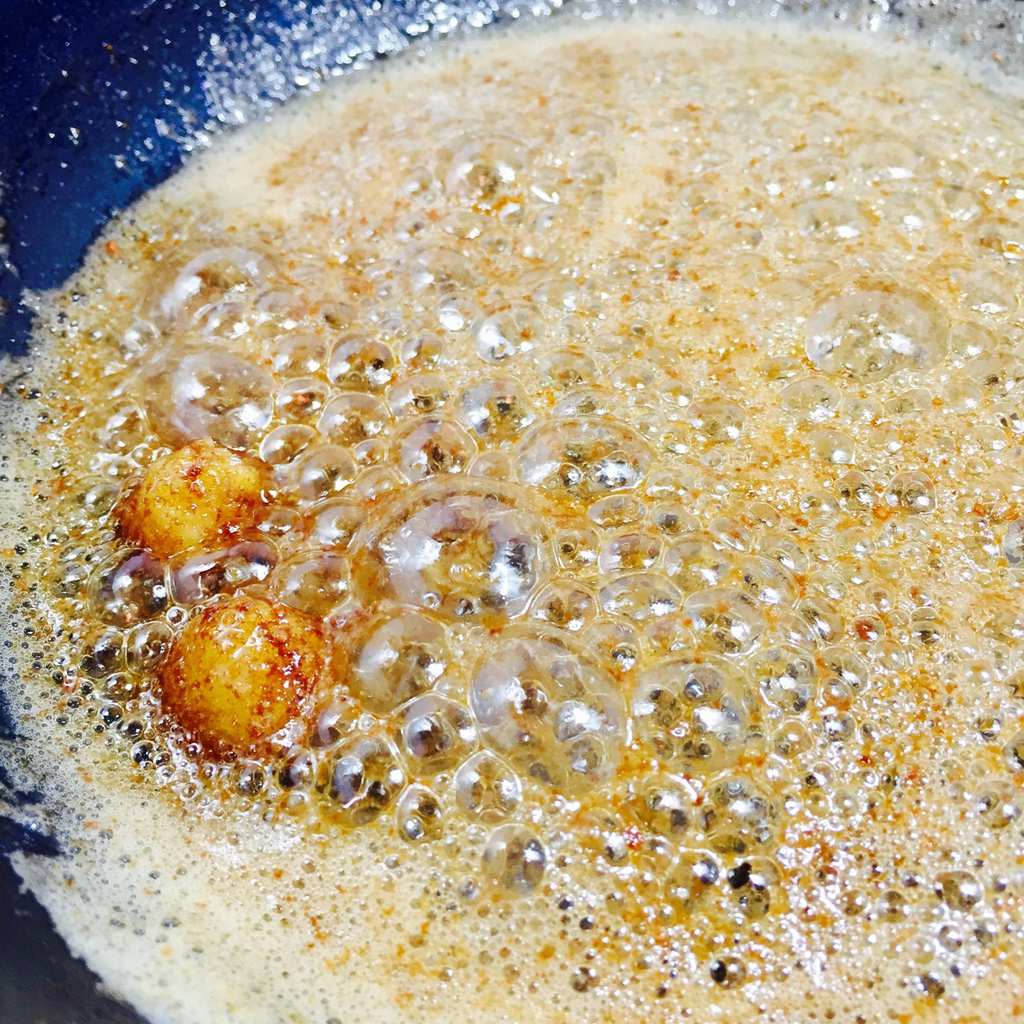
[621,772,695,837]
[688,398,745,444]
[663,532,733,593]
[327,334,396,391]
[275,377,330,423]
[394,417,477,481]
[469,630,625,788]
[453,750,522,822]
[684,587,765,655]
[351,478,547,622]
[664,848,721,914]
[599,532,662,574]
[170,541,276,604]
[445,134,529,203]
[700,774,780,854]
[633,658,751,771]
[459,377,536,442]
[289,445,357,504]
[149,350,274,450]
[153,247,271,325]
[272,552,350,617]
[319,393,391,446]
[93,550,169,627]
[805,286,948,382]
[600,573,682,622]
[475,306,541,363]
[482,824,547,893]
[395,784,444,842]
[342,609,449,713]
[327,734,406,827]
[387,374,451,419]
[750,646,818,713]
[516,417,652,506]
[260,424,316,466]
[394,694,476,773]
[530,579,596,632]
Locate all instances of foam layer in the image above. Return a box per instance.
[2,12,1024,1023]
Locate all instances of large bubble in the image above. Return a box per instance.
[350,478,549,622]
[515,417,653,508]
[469,629,625,789]
[804,285,949,382]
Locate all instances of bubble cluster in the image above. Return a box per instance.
[17,13,1024,1017]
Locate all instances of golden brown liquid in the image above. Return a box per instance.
[2,14,1024,1023]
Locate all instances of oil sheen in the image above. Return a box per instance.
[2,13,1024,1024]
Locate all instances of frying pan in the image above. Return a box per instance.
[2,1,1023,1021]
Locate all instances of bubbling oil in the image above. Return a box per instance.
[3,13,1024,1024]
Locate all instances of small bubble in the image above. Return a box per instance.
[530,579,596,632]
[395,784,444,842]
[327,734,405,826]
[92,550,169,627]
[327,335,395,391]
[688,398,744,443]
[395,694,476,773]
[936,871,983,911]
[290,445,357,504]
[319,393,391,445]
[272,552,349,617]
[454,750,522,822]
[885,471,936,514]
[275,377,330,423]
[709,956,745,988]
[475,306,540,363]
[394,417,477,481]
[482,824,547,894]
[260,424,316,466]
